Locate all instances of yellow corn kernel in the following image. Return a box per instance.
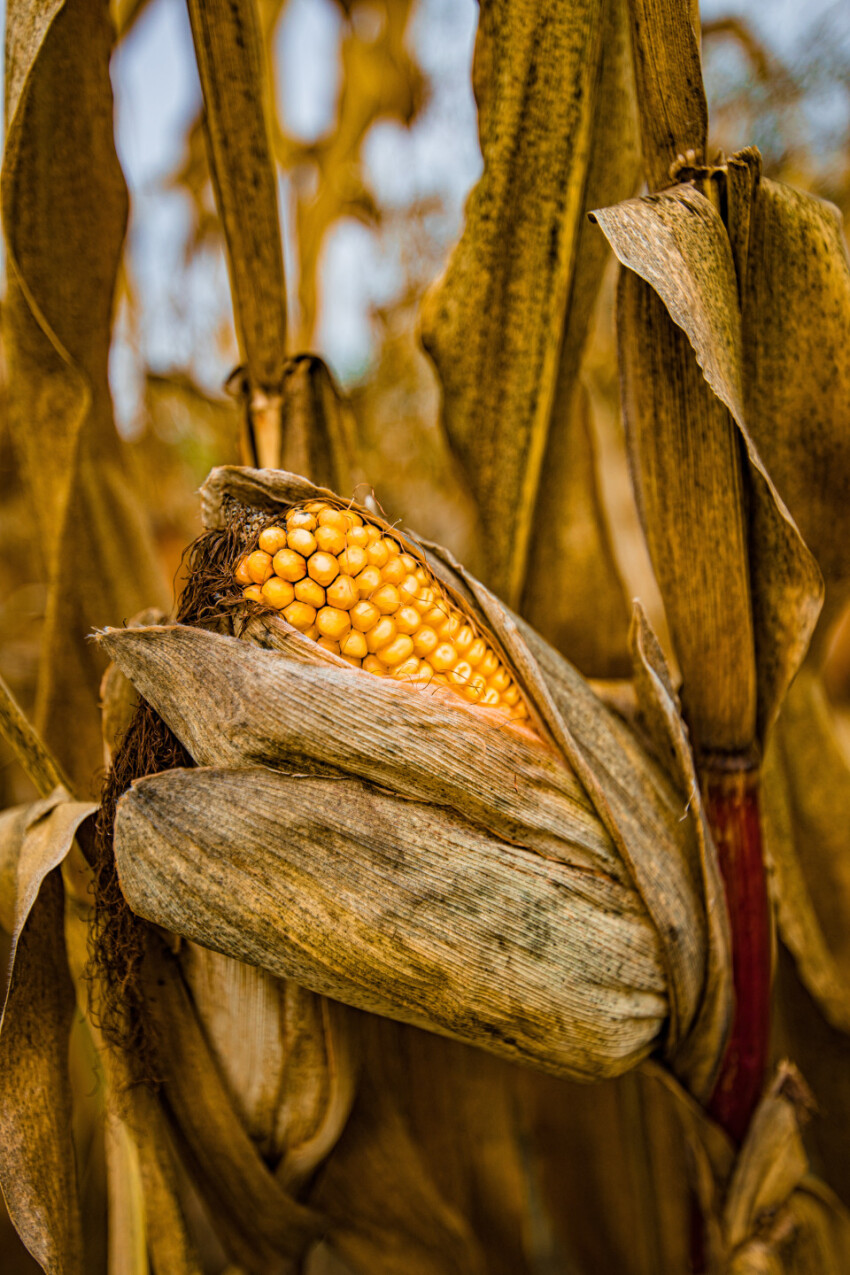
[287,510,317,531]
[501,683,520,707]
[412,626,438,658]
[235,556,253,586]
[243,584,264,603]
[261,577,295,609]
[304,500,326,514]
[364,525,382,544]
[338,545,367,577]
[318,636,340,654]
[462,674,488,703]
[246,550,274,585]
[362,654,387,676]
[326,574,359,610]
[448,660,473,688]
[354,565,382,598]
[381,556,406,585]
[273,548,307,582]
[287,528,318,556]
[346,526,369,548]
[315,524,346,556]
[479,650,499,679]
[488,667,511,694]
[344,510,363,527]
[428,643,458,673]
[258,525,288,555]
[438,613,461,641]
[366,617,397,653]
[308,552,340,587]
[369,583,401,615]
[317,507,349,533]
[467,638,487,667]
[316,607,351,640]
[366,539,390,568]
[376,635,415,667]
[455,626,474,657]
[395,606,421,635]
[283,600,317,631]
[413,588,436,615]
[350,599,380,632]
[340,630,368,659]
[399,575,421,604]
[423,604,450,629]
[341,654,362,668]
[414,566,430,586]
[295,578,325,608]
[303,624,320,641]
[481,688,500,707]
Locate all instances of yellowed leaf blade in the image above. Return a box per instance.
[186,0,287,390]
[592,184,823,744]
[627,0,708,191]
[420,0,609,606]
[762,670,850,1033]
[741,180,850,652]
[522,380,633,679]
[137,938,323,1269]
[0,792,97,1274]
[2,0,168,793]
[116,765,667,1081]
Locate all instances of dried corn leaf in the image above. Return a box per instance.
[312,1020,486,1274]
[421,0,634,607]
[592,183,823,746]
[741,180,850,653]
[0,791,96,1275]
[186,0,287,393]
[138,937,323,1271]
[2,0,167,793]
[522,380,633,679]
[761,670,850,1033]
[115,763,666,1079]
[627,0,707,190]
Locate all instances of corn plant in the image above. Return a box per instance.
[1,0,850,1272]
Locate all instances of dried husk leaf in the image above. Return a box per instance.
[740,180,850,654]
[0,790,96,1274]
[2,0,167,793]
[761,669,850,1034]
[626,0,708,190]
[592,180,823,748]
[420,0,636,607]
[113,761,666,1080]
[137,937,324,1272]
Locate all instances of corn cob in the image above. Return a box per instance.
[234,501,529,721]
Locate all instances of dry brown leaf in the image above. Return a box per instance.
[421,0,634,608]
[186,0,287,393]
[741,180,850,655]
[627,0,708,190]
[2,0,167,794]
[0,791,96,1275]
[592,178,823,748]
[761,670,850,1034]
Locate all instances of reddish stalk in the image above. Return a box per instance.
[703,759,771,1145]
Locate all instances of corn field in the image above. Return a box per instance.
[1,0,850,1271]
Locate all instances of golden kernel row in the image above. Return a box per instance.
[235,502,528,720]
